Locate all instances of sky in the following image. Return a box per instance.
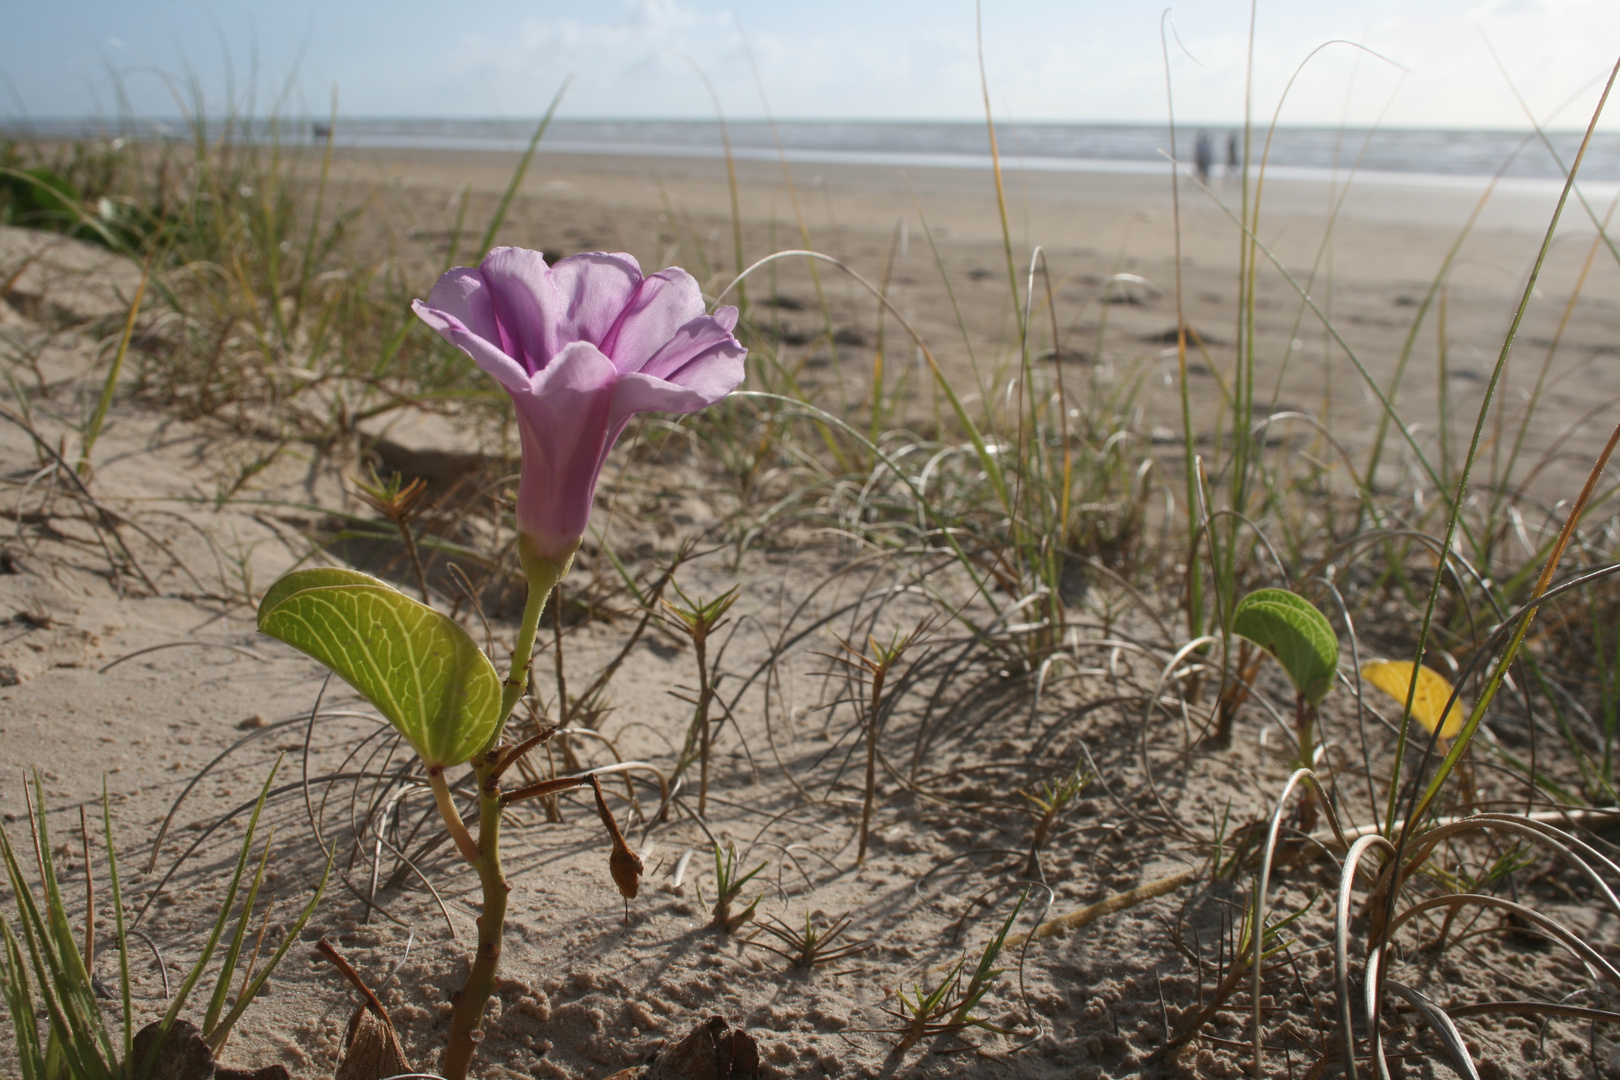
[1,0,1617,130]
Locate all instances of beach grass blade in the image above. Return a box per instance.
[100,779,132,1069]
[77,256,152,478]
[0,775,113,1079]
[143,761,280,1071]
[948,886,1028,1030]
[257,569,502,768]
[200,826,274,1039]
[204,844,331,1053]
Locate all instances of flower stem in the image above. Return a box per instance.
[443,769,507,1080]
[440,540,575,1080]
[495,584,548,743]
[486,542,574,756]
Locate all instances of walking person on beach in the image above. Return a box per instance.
[1194,130,1213,185]
[1226,132,1240,180]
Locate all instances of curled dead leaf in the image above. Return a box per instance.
[127,1020,291,1080]
[334,1004,412,1080]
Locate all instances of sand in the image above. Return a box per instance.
[355,143,1620,502]
[1,141,1618,1080]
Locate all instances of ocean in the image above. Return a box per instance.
[8,117,1618,189]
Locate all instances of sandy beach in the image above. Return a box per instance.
[353,142,1620,501]
[3,135,1619,1080]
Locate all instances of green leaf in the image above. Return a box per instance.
[1231,588,1339,705]
[257,573,500,767]
[257,565,389,614]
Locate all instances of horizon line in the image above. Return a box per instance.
[0,114,1605,137]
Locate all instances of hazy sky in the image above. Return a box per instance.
[2,0,1617,130]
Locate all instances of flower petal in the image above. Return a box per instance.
[611,370,718,420]
[508,341,619,561]
[411,298,532,395]
[599,371,724,474]
[598,267,707,373]
[637,314,747,396]
[425,267,499,343]
[477,247,557,372]
[546,252,644,350]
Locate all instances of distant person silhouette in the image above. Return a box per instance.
[1226,132,1240,179]
[1194,131,1213,185]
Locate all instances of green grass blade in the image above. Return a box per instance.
[201,827,274,1037]
[148,758,281,1069]
[203,846,332,1052]
[952,886,1027,1027]
[78,260,151,477]
[1,920,47,1080]
[1392,54,1620,835]
[288,90,338,336]
[31,774,114,1074]
[101,779,132,1070]
[0,811,105,1079]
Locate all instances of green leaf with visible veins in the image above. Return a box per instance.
[258,566,388,614]
[1231,588,1339,705]
[257,572,500,767]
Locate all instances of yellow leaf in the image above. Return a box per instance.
[1359,660,1466,739]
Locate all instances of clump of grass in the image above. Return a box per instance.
[0,766,329,1077]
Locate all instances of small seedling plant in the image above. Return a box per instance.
[880,888,1027,1055]
[821,623,929,866]
[1019,761,1092,877]
[661,582,740,817]
[1228,587,1339,830]
[700,841,767,934]
[352,466,434,603]
[752,910,869,972]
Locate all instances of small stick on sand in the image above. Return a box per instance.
[1003,866,1201,952]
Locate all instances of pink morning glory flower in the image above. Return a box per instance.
[412,248,745,565]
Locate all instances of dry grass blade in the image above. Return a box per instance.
[1382,981,1480,1080]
